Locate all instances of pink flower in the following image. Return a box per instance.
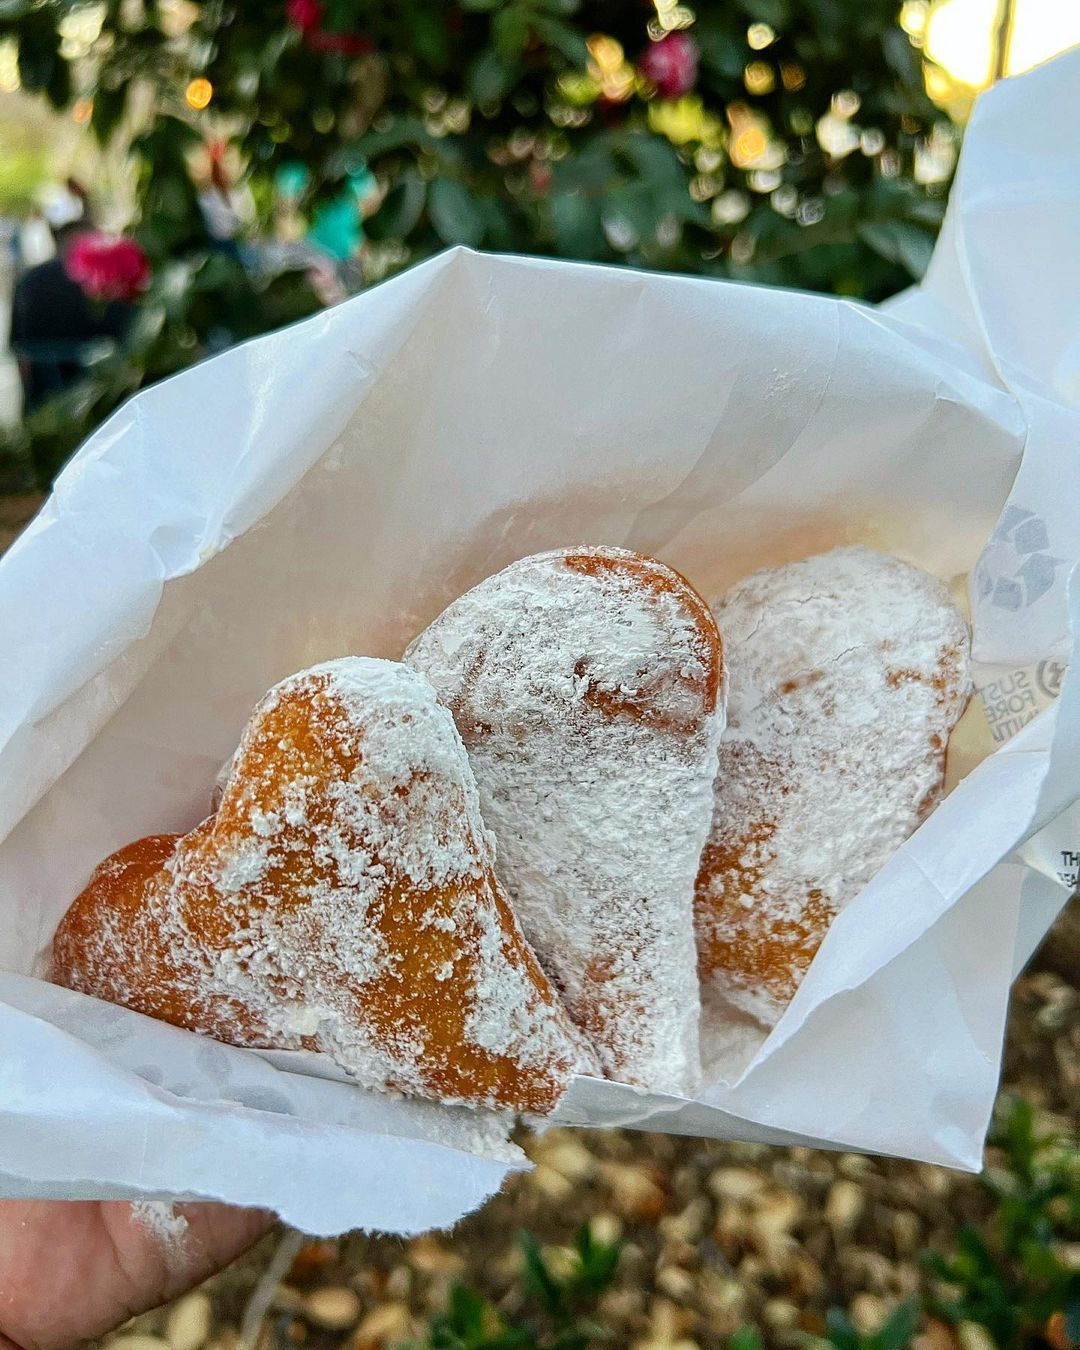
[286,0,322,31]
[639,31,699,99]
[65,232,151,304]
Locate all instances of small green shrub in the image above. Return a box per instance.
[923,1096,1080,1350]
[402,1225,622,1349]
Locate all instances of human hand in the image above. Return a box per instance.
[0,1199,272,1350]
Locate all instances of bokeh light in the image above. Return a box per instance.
[925,0,1080,95]
[585,34,635,103]
[185,77,213,110]
[0,39,20,93]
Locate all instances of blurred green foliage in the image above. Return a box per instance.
[0,0,956,488]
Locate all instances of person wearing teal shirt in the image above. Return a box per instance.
[275,162,378,283]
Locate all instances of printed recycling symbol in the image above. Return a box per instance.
[975,506,1064,610]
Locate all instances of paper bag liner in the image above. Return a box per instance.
[0,52,1078,1233]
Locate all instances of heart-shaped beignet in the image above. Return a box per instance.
[406,547,726,1096]
[53,657,592,1113]
[694,547,972,1035]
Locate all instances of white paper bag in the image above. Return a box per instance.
[1,52,1078,1236]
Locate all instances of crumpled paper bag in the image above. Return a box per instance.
[1,51,1078,1236]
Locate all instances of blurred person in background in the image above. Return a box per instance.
[304,162,380,294]
[195,139,257,266]
[10,182,151,417]
[8,182,137,414]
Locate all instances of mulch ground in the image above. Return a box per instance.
[103,953,1077,1350]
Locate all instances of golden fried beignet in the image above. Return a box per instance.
[407,547,726,1096]
[694,546,971,1034]
[53,658,593,1114]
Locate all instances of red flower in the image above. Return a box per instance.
[286,0,322,31]
[286,0,373,55]
[638,31,699,99]
[65,232,151,304]
[529,162,552,194]
[304,28,374,56]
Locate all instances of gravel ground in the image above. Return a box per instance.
[101,951,1077,1350]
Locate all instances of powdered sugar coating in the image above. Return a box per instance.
[406,547,726,1096]
[695,546,971,1032]
[128,1201,190,1269]
[53,657,591,1114]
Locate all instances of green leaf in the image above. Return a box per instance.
[882,26,923,85]
[694,23,750,80]
[551,140,618,193]
[0,0,31,18]
[530,14,589,65]
[616,132,685,186]
[874,1300,919,1350]
[369,171,426,240]
[446,1285,488,1337]
[91,84,127,145]
[355,116,436,159]
[474,196,515,250]
[469,48,520,104]
[409,8,451,67]
[518,1231,563,1318]
[734,0,790,26]
[824,1307,861,1350]
[857,221,935,278]
[429,177,485,247]
[492,7,529,60]
[459,0,502,9]
[16,26,58,96]
[550,191,606,259]
[1065,1297,1080,1345]
[571,1224,621,1296]
[728,1328,764,1350]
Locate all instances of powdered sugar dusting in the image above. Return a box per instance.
[129,1200,189,1265]
[406,547,726,1097]
[54,657,591,1114]
[695,546,972,1035]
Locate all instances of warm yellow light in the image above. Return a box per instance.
[1008,0,1080,75]
[926,0,997,87]
[731,127,766,167]
[747,22,776,49]
[185,77,213,111]
[816,111,860,157]
[58,3,105,60]
[926,0,1080,93]
[900,0,930,37]
[586,33,634,102]
[648,95,723,146]
[650,0,695,34]
[744,61,776,94]
[158,0,199,38]
[0,39,20,93]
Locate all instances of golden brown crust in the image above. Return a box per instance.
[52,660,588,1114]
